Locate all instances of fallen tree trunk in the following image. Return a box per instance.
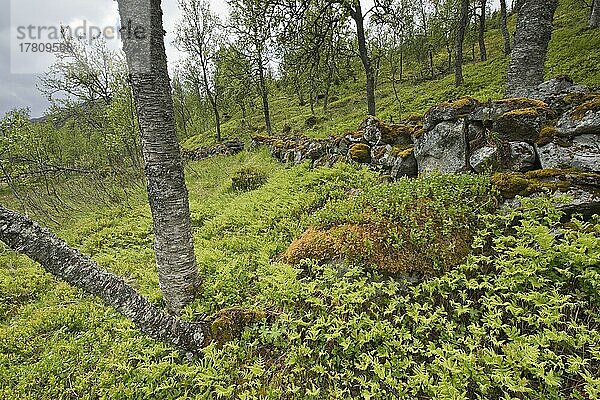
[0,204,210,353]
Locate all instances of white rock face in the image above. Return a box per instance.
[557,109,600,136]
[414,119,468,174]
[536,134,600,172]
[509,142,537,172]
[469,145,499,173]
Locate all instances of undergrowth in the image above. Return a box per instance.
[1,149,599,399]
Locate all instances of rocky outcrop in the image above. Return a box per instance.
[252,79,599,179]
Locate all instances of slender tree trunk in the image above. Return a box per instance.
[257,59,272,135]
[399,47,403,81]
[0,204,210,352]
[199,58,221,143]
[116,0,198,313]
[429,47,434,79]
[591,0,600,28]
[500,0,511,54]
[505,0,558,98]
[455,0,469,86]
[350,3,376,116]
[478,0,488,61]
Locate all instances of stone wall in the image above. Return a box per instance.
[252,78,600,178]
[181,139,245,161]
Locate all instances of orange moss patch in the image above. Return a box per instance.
[281,204,473,276]
[440,96,481,110]
[536,125,558,146]
[571,96,600,121]
[499,107,540,119]
[393,146,414,158]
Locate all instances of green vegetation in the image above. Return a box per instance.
[2,152,599,398]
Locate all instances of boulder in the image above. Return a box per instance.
[469,142,536,173]
[470,98,549,123]
[508,142,537,172]
[424,97,480,131]
[536,134,600,172]
[470,145,500,173]
[556,94,600,136]
[493,107,544,143]
[361,117,414,145]
[413,119,468,174]
[492,169,600,219]
[390,151,418,179]
[532,77,591,110]
[306,142,325,160]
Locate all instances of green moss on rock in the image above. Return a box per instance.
[349,143,371,163]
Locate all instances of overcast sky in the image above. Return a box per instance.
[0,0,499,118]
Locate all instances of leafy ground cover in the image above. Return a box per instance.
[1,149,599,399]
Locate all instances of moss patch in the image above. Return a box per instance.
[491,168,600,199]
[536,125,559,146]
[571,96,600,120]
[210,308,267,344]
[439,96,481,111]
[281,217,472,276]
[349,143,371,163]
[496,98,548,109]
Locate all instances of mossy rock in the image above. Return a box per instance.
[494,108,542,142]
[536,125,559,146]
[495,98,549,109]
[232,167,268,191]
[210,308,266,344]
[491,168,600,199]
[439,96,481,111]
[349,143,371,163]
[385,124,415,144]
[571,95,600,121]
[405,112,423,122]
[392,146,414,158]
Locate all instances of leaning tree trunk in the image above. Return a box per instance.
[0,205,210,352]
[116,0,198,313]
[591,0,600,28]
[500,0,511,55]
[455,0,470,86]
[350,2,376,116]
[505,0,558,98]
[478,0,488,61]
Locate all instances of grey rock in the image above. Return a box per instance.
[363,117,382,145]
[390,153,418,179]
[557,107,600,136]
[536,134,600,172]
[470,145,499,173]
[414,119,468,174]
[306,142,325,160]
[509,142,537,172]
[423,98,480,131]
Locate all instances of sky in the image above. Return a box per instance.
[0,0,499,118]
